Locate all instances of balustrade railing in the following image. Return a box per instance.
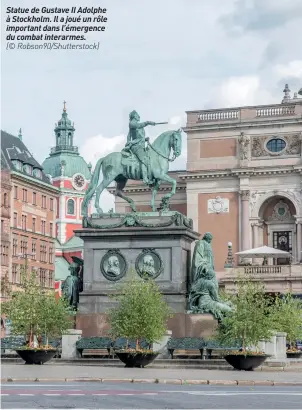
[256,106,295,117]
[198,110,239,121]
[244,266,282,275]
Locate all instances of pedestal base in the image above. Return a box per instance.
[74,212,200,316]
[76,313,218,339]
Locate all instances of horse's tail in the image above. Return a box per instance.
[82,157,104,209]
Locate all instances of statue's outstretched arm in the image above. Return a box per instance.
[130,120,154,129]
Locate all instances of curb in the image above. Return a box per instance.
[1,377,302,386]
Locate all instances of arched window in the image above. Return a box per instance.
[67,199,75,215]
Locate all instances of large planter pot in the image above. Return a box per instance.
[224,354,269,371]
[16,349,56,365]
[115,351,158,368]
[286,351,302,359]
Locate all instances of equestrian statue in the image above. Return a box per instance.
[82,110,182,215]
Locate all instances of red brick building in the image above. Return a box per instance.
[0,156,12,302]
[1,130,58,290]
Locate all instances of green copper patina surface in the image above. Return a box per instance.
[82,110,182,216]
[61,257,83,310]
[82,211,193,230]
[188,233,232,321]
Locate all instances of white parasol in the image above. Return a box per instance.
[236,245,291,258]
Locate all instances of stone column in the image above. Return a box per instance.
[296,222,302,263]
[275,332,287,360]
[61,329,82,359]
[252,223,259,248]
[153,330,172,359]
[240,190,250,251]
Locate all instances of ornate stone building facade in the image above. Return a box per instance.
[184,85,302,276]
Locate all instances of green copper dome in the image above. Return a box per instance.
[42,102,91,179]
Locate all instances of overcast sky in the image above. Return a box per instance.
[1,0,302,210]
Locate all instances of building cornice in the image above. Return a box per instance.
[180,166,302,180]
[183,118,302,134]
[11,171,59,193]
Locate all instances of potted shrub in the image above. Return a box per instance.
[108,274,173,368]
[2,270,72,364]
[216,278,275,371]
[272,293,302,358]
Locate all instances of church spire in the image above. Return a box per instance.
[51,102,77,154]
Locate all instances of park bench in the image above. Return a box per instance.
[167,337,205,359]
[76,337,152,358]
[1,336,61,357]
[203,339,242,359]
[167,337,242,359]
[76,337,112,358]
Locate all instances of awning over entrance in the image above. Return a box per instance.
[236,245,291,258]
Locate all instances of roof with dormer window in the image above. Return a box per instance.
[0,130,51,184]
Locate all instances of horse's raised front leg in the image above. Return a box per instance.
[151,180,161,212]
[115,177,136,212]
[157,174,176,211]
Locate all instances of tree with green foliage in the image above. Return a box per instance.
[271,293,302,349]
[2,270,72,348]
[108,273,173,351]
[216,277,276,353]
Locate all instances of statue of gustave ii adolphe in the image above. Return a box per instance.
[188,232,232,321]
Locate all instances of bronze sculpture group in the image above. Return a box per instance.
[67,110,232,321]
[81,110,182,215]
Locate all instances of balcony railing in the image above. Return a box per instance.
[244,266,282,275]
[198,110,239,122]
[256,106,295,117]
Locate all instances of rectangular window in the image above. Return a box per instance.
[40,242,47,263]
[42,195,46,209]
[32,217,36,233]
[48,271,54,288]
[0,244,9,266]
[41,220,46,235]
[14,186,18,199]
[13,238,18,256]
[21,215,27,230]
[40,269,46,287]
[13,212,18,228]
[49,222,53,237]
[20,238,28,256]
[32,241,36,260]
[50,198,54,211]
[33,192,37,205]
[48,247,53,264]
[12,264,18,283]
[22,189,28,202]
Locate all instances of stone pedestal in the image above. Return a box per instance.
[61,329,82,359]
[74,212,199,321]
[153,330,172,359]
[275,332,287,360]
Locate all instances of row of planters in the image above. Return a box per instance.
[2,269,302,369]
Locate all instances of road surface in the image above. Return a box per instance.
[1,382,302,409]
